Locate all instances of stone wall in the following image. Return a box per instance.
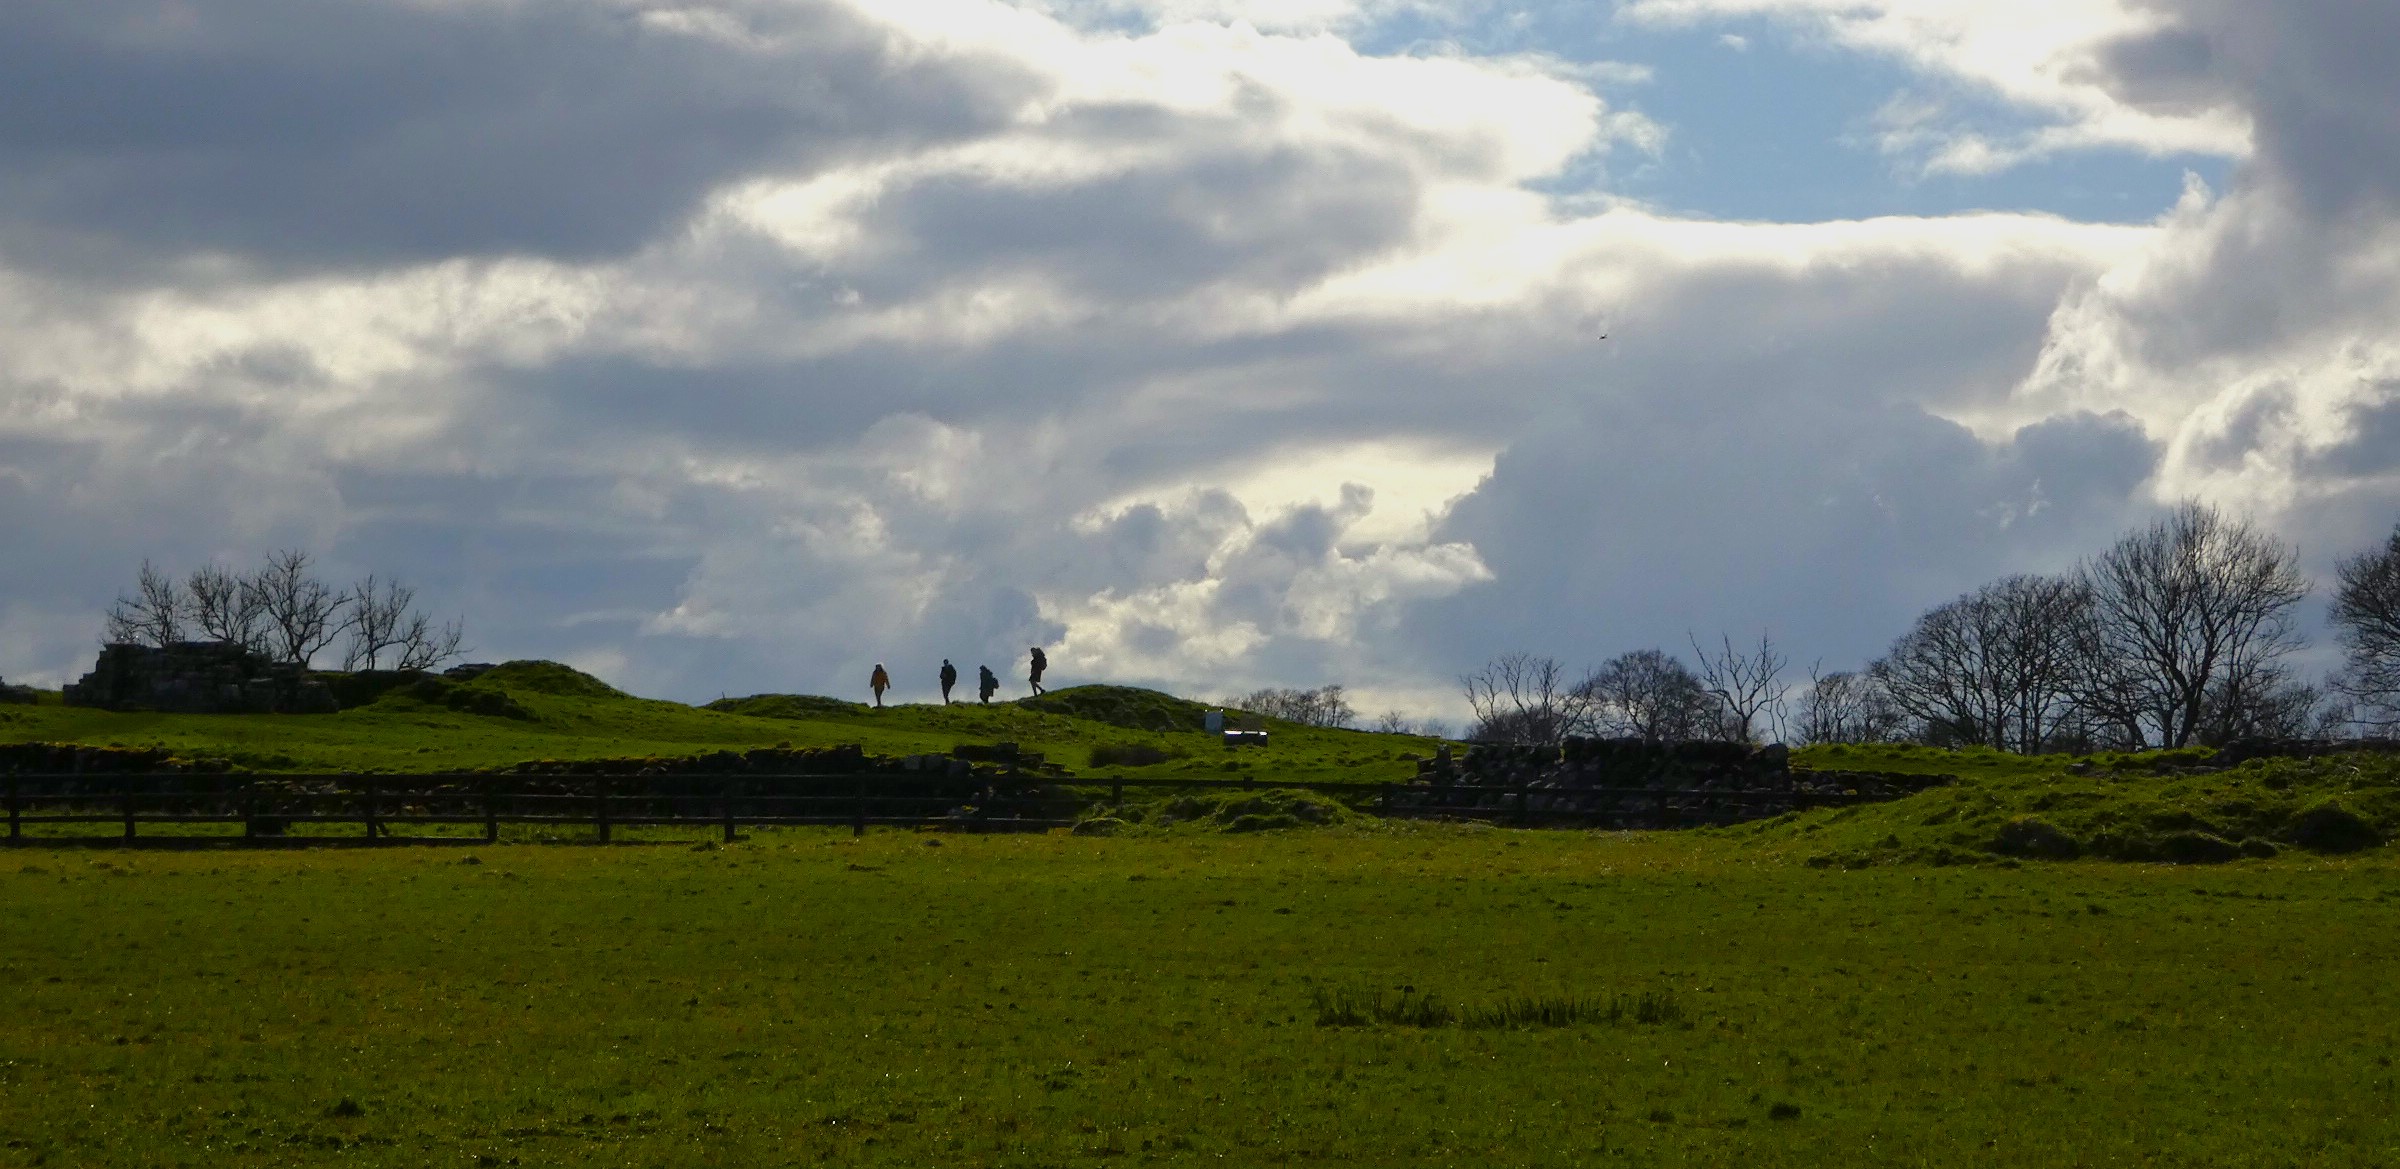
[1397,737,1951,826]
[62,642,336,714]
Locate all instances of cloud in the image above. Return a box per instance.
[0,0,1039,275]
[2007,0,2400,562]
[1619,0,2251,173]
[2,0,2394,727]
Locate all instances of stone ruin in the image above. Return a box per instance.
[1394,737,1951,826]
[62,641,337,715]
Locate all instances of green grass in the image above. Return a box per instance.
[10,672,2400,1163]
[1743,748,2399,867]
[4,829,2398,1166]
[0,666,1439,781]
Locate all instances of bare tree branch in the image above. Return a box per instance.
[185,563,266,653]
[251,549,348,668]
[1580,649,1714,742]
[1689,631,1787,744]
[2334,521,2400,730]
[1460,653,1590,745]
[103,560,187,648]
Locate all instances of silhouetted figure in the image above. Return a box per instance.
[870,663,890,708]
[939,659,958,705]
[977,665,998,705]
[1028,646,1048,696]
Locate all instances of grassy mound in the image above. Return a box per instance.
[1740,750,2400,866]
[361,674,536,721]
[705,693,873,720]
[470,660,629,699]
[1079,787,1366,834]
[1018,685,1216,733]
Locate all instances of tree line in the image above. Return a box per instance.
[1463,504,2400,751]
[103,551,467,672]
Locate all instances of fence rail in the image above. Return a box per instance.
[0,770,1907,847]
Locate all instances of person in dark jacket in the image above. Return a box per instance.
[939,659,959,705]
[977,665,999,705]
[869,663,891,708]
[1028,646,1048,696]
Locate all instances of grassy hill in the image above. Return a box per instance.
[1758,744,2396,866]
[0,664,1440,780]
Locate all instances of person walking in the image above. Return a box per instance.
[939,659,959,705]
[977,665,998,705]
[869,663,891,708]
[1027,646,1048,696]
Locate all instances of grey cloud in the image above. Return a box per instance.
[1408,401,2160,682]
[2113,1,2400,216]
[2303,383,2400,480]
[0,1,1034,275]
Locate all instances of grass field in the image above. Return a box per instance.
[5,825,2399,1167]
[8,666,2400,1165]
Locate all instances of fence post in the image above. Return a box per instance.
[122,779,137,843]
[242,788,256,841]
[363,778,379,841]
[595,778,611,844]
[721,781,736,844]
[485,779,500,844]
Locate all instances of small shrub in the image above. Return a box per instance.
[1087,743,1184,768]
[1309,987,1681,1030]
[2157,831,2242,865]
[1991,817,2082,860]
[2238,837,2280,859]
[2290,800,2382,854]
[1767,1102,1803,1121]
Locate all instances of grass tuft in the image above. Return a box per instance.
[1310,987,1683,1029]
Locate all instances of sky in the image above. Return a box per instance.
[2,0,2396,723]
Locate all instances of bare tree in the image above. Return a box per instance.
[1372,709,1414,735]
[1793,666,1909,745]
[1579,649,1715,742]
[103,560,188,647]
[1690,632,1788,744]
[251,550,349,668]
[342,575,423,670]
[1875,575,2089,752]
[1226,685,1356,728]
[2201,659,2333,742]
[393,614,467,672]
[1417,717,1453,741]
[1460,653,1590,745]
[2333,521,2400,731]
[185,563,267,652]
[2077,502,2310,748]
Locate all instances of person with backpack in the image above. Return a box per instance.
[1028,646,1048,696]
[869,663,891,708]
[977,665,999,705]
[939,659,959,705]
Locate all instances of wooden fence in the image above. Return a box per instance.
[0,771,1911,847]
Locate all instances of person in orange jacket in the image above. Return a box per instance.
[870,663,891,708]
